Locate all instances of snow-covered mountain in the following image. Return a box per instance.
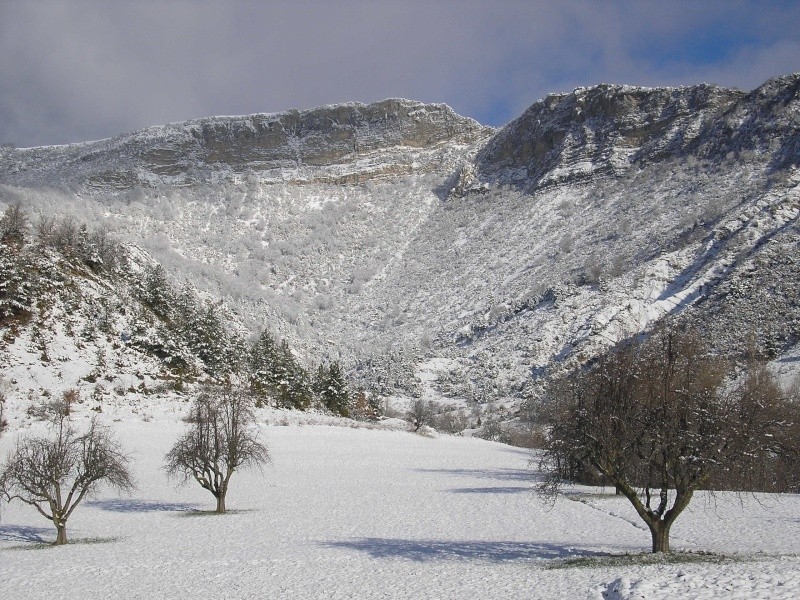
[1,75,799,412]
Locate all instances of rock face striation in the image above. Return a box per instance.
[469,75,800,191]
[1,75,799,410]
[0,99,491,189]
[474,84,744,189]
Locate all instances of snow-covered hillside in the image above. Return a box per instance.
[1,404,799,599]
[1,75,799,412]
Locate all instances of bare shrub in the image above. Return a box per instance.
[407,399,434,432]
[0,376,8,435]
[430,408,469,434]
[62,388,80,415]
[0,394,7,435]
[503,424,547,449]
[476,416,506,443]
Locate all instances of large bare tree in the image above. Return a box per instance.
[0,403,134,545]
[540,325,795,553]
[165,386,269,513]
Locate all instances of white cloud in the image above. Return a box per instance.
[0,0,797,146]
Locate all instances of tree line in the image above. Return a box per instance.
[1,203,373,418]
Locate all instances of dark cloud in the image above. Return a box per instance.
[1,0,798,147]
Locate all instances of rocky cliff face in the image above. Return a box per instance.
[0,99,491,189]
[1,76,799,412]
[472,83,743,189]
[466,74,800,192]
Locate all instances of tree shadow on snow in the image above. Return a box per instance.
[416,467,535,482]
[0,525,51,544]
[449,486,531,494]
[87,499,200,513]
[176,508,258,518]
[322,538,610,563]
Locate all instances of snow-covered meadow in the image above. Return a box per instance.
[2,404,799,599]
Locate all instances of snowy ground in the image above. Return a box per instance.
[1,405,799,599]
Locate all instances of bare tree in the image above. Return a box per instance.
[407,398,434,432]
[0,395,7,436]
[0,403,134,545]
[0,377,7,436]
[165,386,269,513]
[540,325,795,553]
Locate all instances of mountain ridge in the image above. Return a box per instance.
[0,98,491,190]
[1,74,799,417]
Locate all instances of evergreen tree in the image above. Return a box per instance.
[276,340,312,410]
[317,361,350,417]
[226,334,249,379]
[0,243,35,322]
[249,330,280,400]
[173,284,200,325]
[192,305,231,379]
[249,331,311,409]
[0,205,35,323]
[351,388,380,420]
[312,364,329,396]
[0,203,28,248]
[139,264,174,319]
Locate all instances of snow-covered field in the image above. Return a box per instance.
[2,407,799,599]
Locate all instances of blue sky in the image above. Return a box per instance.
[1,0,798,147]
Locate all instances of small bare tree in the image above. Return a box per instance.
[0,403,134,545]
[540,325,795,553]
[0,380,7,436]
[165,386,269,513]
[0,396,7,436]
[408,398,434,432]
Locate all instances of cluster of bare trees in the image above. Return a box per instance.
[540,325,799,553]
[0,386,269,545]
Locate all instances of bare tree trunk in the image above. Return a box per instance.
[648,521,670,553]
[216,493,226,514]
[55,524,68,545]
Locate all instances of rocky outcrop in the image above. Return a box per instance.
[0,99,492,190]
[4,76,798,195]
[155,99,490,172]
[469,74,800,192]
